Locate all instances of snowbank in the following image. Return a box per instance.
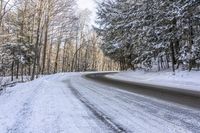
[106,70,200,92]
[0,76,31,85]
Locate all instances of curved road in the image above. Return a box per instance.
[0,73,199,133]
[84,72,200,109]
[68,72,200,133]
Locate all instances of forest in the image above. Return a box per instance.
[1,0,200,83]
[0,0,118,82]
[96,0,200,71]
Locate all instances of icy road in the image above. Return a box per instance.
[0,73,200,133]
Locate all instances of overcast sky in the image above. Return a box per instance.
[77,0,97,25]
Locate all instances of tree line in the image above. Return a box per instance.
[0,0,118,82]
[96,0,200,72]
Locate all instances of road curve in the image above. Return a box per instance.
[83,72,200,109]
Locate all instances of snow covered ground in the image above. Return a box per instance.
[0,76,32,90]
[0,72,199,133]
[0,73,112,133]
[106,70,200,92]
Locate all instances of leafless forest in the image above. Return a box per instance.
[0,0,119,82]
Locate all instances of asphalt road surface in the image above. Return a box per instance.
[68,72,200,132]
[84,72,200,109]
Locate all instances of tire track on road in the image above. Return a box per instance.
[67,79,128,133]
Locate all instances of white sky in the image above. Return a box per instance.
[77,0,97,25]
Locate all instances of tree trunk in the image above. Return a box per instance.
[54,40,61,73]
[31,0,42,80]
[62,40,67,72]
[21,64,24,82]
[11,61,14,81]
[47,38,53,74]
[41,13,49,74]
[170,42,175,73]
[16,61,19,79]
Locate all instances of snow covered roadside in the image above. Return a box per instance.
[0,76,32,91]
[0,73,112,133]
[106,70,200,92]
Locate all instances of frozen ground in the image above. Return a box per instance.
[0,72,199,133]
[0,73,112,133]
[106,70,200,92]
[0,76,32,89]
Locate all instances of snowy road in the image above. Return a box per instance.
[85,73,200,109]
[0,73,200,133]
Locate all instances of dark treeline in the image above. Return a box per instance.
[96,0,200,71]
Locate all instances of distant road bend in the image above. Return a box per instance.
[84,72,200,109]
